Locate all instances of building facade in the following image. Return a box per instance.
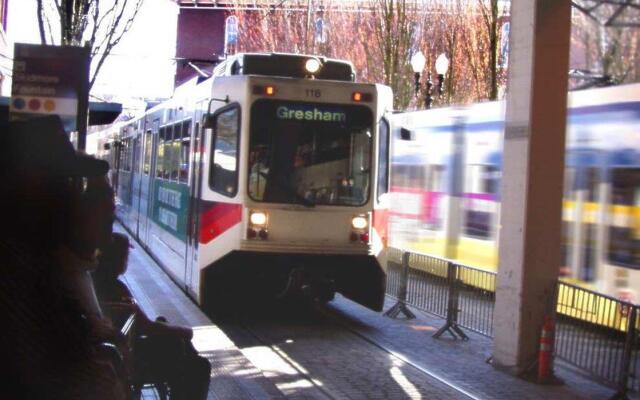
[0,0,9,96]
[174,0,365,87]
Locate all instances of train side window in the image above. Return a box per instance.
[171,123,181,181]
[132,136,140,175]
[607,168,640,269]
[143,130,152,175]
[165,124,175,180]
[157,127,166,179]
[377,118,390,201]
[179,119,191,183]
[121,138,131,172]
[209,105,240,197]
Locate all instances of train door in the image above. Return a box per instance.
[140,119,159,246]
[185,112,205,296]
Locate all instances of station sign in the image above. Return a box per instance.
[10,43,90,133]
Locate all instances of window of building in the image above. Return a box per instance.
[315,17,327,44]
[224,15,238,55]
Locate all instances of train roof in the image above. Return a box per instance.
[212,53,356,82]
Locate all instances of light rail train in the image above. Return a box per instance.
[90,53,393,311]
[389,83,640,306]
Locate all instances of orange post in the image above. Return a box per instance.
[537,316,555,382]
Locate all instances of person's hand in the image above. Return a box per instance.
[162,323,193,340]
[172,325,193,340]
[102,301,138,320]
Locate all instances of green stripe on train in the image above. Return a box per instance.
[151,179,190,241]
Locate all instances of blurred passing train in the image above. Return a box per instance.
[389,83,640,304]
[90,53,393,311]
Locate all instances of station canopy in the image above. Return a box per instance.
[572,0,640,27]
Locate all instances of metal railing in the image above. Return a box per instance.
[384,248,639,396]
[385,248,495,337]
[555,282,639,395]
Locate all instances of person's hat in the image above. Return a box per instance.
[1,115,109,177]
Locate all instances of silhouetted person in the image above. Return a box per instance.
[94,232,211,400]
[0,116,127,400]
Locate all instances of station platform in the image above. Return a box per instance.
[119,222,631,399]
[117,224,286,400]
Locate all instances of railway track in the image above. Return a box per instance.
[217,301,483,400]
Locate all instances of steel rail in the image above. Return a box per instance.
[319,306,485,400]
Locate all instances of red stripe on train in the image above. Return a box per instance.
[199,202,242,244]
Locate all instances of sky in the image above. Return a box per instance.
[5,0,178,103]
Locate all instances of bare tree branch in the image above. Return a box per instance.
[89,0,144,90]
[36,0,48,44]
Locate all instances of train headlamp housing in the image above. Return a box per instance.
[351,215,368,230]
[248,210,269,240]
[305,58,322,75]
[250,211,268,226]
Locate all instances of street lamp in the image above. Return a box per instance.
[410,51,434,109]
[435,53,449,96]
[410,51,426,95]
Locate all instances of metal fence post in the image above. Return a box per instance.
[610,306,637,400]
[384,251,416,319]
[433,261,469,340]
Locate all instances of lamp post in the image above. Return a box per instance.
[435,53,450,97]
[411,51,434,109]
[411,51,449,109]
[410,51,427,105]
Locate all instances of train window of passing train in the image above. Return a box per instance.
[210,106,240,197]
[607,168,640,269]
[463,165,499,239]
[377,118,390,201]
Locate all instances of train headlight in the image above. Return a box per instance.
[250,211,268,226]
[305,58,322,74]
[351,216,368,230]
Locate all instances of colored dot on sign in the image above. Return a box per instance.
[28,99,41,111]
[44,99,56,112]
[12,98,26,110]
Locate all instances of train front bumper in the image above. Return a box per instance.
[202,250,386,311]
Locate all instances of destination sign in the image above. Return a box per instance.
[10,43,89,133]
[276,105,347,123]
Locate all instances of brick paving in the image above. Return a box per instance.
[327,295,634,400]
[225,310,473,400]
[118,222,636,399]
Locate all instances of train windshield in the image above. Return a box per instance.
[249,99,373,206]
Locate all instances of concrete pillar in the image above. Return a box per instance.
[492,0,572,374]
